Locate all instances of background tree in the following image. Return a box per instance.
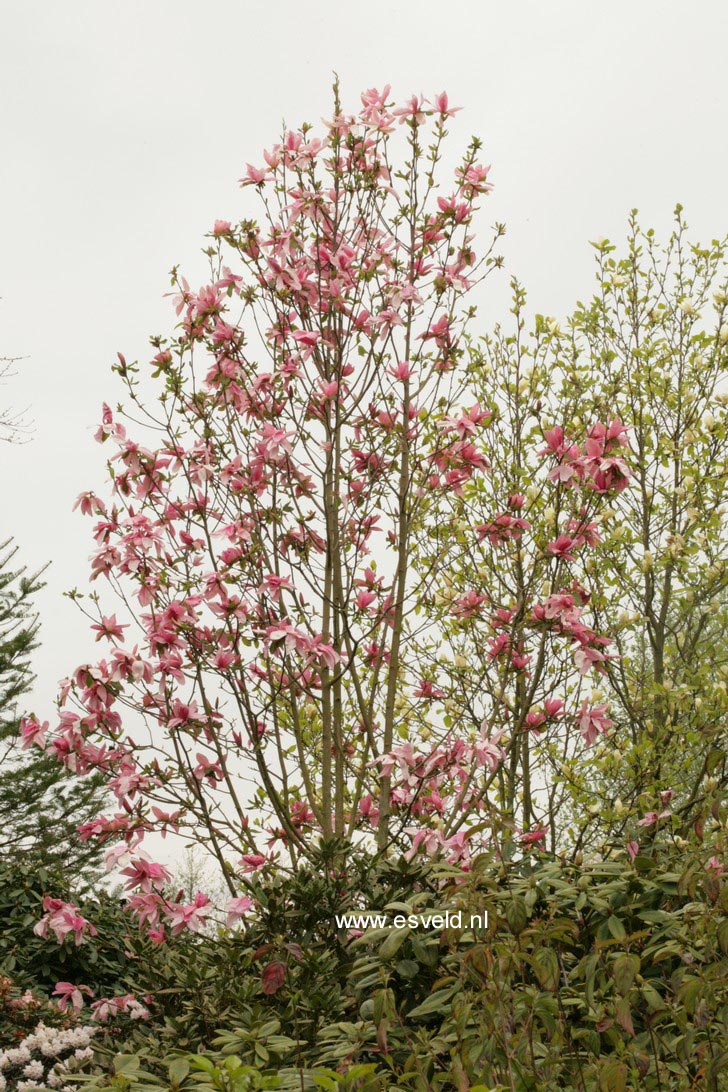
[0,551,108,887]
[567,209,728,852]
[459,210,728,856]
[0,354,30,444]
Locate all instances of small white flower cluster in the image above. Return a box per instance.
[0,1021,98,1092]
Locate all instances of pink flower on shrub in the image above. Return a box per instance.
[403,827,444,860]
[225,896,254,928]
[91,993,151,1022]
[34,899,98,946]
[239,853,269,873]
[119,853,172,892]
[19,715,49,749]
[53,981,93,1012]
[166,892,212,934]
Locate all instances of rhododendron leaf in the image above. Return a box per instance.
[261,959,287,995]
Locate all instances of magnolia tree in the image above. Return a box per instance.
[23,87,632,941]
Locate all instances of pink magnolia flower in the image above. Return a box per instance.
[422,313,452,348]
[53,981,93,1012]
[637,809,671,827]
[457,162,493,195]
[358,793,380,826]
[577,702,613,746]
[404,827,444,860]
[433,91,461,117]
[547,535,577,561]
[120,853,172,893]
[241,163,268,186]
[393,93,427,126]
[544,697,564,718]
[360,85,392,111]
[167,892,211,935]
[259,573,294,601]
[193,752,224,786]
[308,639,340,670]
[151,805,183,837]
[573,645,610,675]
[34,899,98,946]
[439,402,490,439]
[127,892,163,929]
[225,896,254,928]
[74,490,107,516]
[413,678,446,700]
[443,831,471,865]
[239,852,269,872]
[473,726,505,772]
[355,589,377,610]
[387,359,414,381]
[519,825,548,849]
[19,716,49,749]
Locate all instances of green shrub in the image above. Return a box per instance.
[56,843,727,1091]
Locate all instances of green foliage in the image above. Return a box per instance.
[0,539,106,886]
[0,857,139,1000]
[59,845,727,1091]
[86,848,445,1056]
[539,211,728,844]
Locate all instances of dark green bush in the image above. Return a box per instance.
[0,858,138,998]
[60,842,726,1091]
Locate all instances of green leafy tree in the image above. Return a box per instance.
[436,210,728,852]
[553,210,728,850]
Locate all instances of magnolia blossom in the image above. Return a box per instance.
[577,701,613,746]
[33,899,97,946]
[637,809,672,827]
[519,825,548,849]
[166,892,212,934]
[52,981,93,1012]
[225,896,254,928]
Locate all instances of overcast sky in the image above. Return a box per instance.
[2,0,727,720]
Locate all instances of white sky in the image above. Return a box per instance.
[2,0,727,721]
